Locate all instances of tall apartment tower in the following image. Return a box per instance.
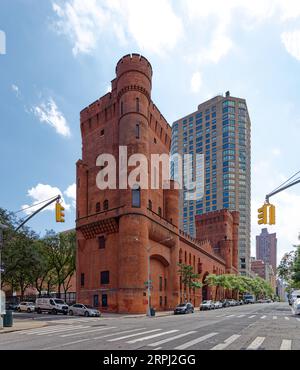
[171,92,251,275]
[256,228,277,272]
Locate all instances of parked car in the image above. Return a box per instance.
[174,302,194,314]
[35,298,68,315]
[243,294,256,304]
[68,303,101,317]
[289,291,300,306]
[228,299,238,306]
[16,302,35,313]
[220,299,230,308]
[213,301,223,309]
[292,298,300,315]
[200,300,214,310]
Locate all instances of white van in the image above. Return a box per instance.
[35,298,69,315]
[289,290,300,306]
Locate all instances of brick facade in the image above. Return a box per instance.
[76,54,239,313]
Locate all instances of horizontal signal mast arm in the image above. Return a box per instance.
[15,195,61,232]
[266,178,300,203]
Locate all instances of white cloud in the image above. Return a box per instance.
[22,184,70,215]
[52,0,183,56]
[281,30,300,61]
[190,71,202,93]
[11,84,20,97]
[32,97,70,137]
[278,0,300,21]
[271,148,282,157]
[64,183,76,208]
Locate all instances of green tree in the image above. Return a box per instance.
[44,230,76,297]
[291,245,300,289]
[178,263,202,302]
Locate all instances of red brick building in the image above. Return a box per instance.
[76,54,239,313]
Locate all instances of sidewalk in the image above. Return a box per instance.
[0,320,47,334]
[102,310,174,319]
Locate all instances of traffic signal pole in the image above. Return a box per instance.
[15,195,62,232]
[265,178,300,203]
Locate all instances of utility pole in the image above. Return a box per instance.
[0,223,8,330]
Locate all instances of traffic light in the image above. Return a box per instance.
[269,204,276,225]
[258,204,268,225]
[55,202,65,223]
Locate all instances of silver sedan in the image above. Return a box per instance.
[68,303,101,317]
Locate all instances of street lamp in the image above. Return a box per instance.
[0,223,8,330]
[133,236,173,317]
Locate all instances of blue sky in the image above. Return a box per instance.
[1,0,300,263]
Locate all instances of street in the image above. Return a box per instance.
[0,302,299,350]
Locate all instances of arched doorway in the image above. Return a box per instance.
[202,272,209,301]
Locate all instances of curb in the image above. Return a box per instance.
[0,322,47,334]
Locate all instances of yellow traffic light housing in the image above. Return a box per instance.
[269,204,276,225]
[258,204,268,225]
[55,202,65,223]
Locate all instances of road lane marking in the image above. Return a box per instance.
[93,328,147,340]
[297,318,300,322]
[148,331,197,347]
[108,329,161,342]
[42,338,90,350]
[60,326,116,338]
[247,337,265,350]
[273,316,277,320]
[211,334,241,350]
[153,347,162,350]
[216,314,226,318]
[174,333,218,350]
[19,325,68,334]
[280,340,292,350]
[237,315,245,318]
[127,330,179,344]
[285,317,290,321]
[226,315,235,318]
[249,315,256,319]
[35,326,88,336]
[260,316,266,319]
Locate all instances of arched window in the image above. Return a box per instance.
[184,251,187,263]
[132,185,141,208]
[136,98,140,112]
[96,202,101,213]
[148,200,152,210]
[179,249,183,264]
[103,200,109,211]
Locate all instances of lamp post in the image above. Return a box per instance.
[134,236,173,317]
[0,223,8,330]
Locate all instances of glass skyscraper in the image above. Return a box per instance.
[171,92,251,275]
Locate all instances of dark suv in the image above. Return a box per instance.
[174,302,194,315]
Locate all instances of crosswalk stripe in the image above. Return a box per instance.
[148,331,197,347]
[211,334,241,350]
[60,326,116,338]
[174,332,218,350]
[249,315,256,319]
[285,317,290,321]
[260,316,266,319]
[35,326,87,336]
[20,325,68,335]
[226,315,235,318]
[273,316,277,320]
[247,337,265,350]
[280,340,292,350]
[42,338,90,350]
[93,328,147,340]
[216,314,226,318]
[26,326,85,336]
[297,318,300,322]
[237,315,245,318]
[127,330,179,344]
[153,347,162,351]
[108,329,161,342]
